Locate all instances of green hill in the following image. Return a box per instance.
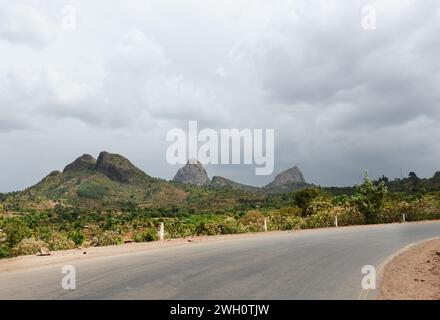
[12,152,187,211]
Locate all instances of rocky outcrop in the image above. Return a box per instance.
[265,166,305,188]
[63,154,96,173]
[264,165,309,193]
[95,151,149,183]
[172,160,209,186]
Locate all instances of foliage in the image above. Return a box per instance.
[352,172,388,223]
[4,217,32,247]
[267,207,305,230]
[2,170,440,259]
[239,210,265,232]
[12,238,48,256]
[133,228,158,242]
[47,233,76,251]
[77,180,110,199]
[91,230,122,247]
[68,230,86,246]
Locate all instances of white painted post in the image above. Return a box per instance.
[335,215,338,227]
[402,213,406,223]
[159,222,164,241]
[263,218,268,232]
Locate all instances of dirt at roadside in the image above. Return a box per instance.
[378,238,440,300]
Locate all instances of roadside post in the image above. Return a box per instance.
[264,218,268,232]
[402,213,406,223]
[334,215,338,227]
[159,222,164,241]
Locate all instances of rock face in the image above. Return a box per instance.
[95,151,149,183]
[265,166,306,188]
[263,165,309,193]
[172,160,209,186]
[63,154,97,173]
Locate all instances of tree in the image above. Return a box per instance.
[408,172,419,181]
[4,218,32,247]
[293,188,329,215]
[352,172,388,224]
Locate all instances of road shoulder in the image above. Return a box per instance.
[378,238,440,300]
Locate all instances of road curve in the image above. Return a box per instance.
[0,221,439,300]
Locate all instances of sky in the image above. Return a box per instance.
[1,0,440,192]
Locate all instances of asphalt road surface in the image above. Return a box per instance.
[1,221,439,300]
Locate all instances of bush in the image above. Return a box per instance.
[12,238,48,256]
[92,230,122,246]
[195,221,221,236]
[0,245,11,258]
[133,228,158,242]
[68,230,86,246]
[218,217,244,234]
[4,218,31,247]
[48,233,76,251]
[352,172,387,224]
[267,207,304,230]
[332,204,365,226]
[306,211,334,228]
[239,210,265,232]
[294,188,330,215]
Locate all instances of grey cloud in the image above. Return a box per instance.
[0,3,53,49]
[1,0,440,191]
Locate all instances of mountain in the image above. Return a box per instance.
[210,176,263,193]
[95,151,149,184]
[172,160,210,186]
[266,166,305,187]
[63,154,96,173]
[171,161,310,194]
[263,166,311,193]
[16,151,187,210]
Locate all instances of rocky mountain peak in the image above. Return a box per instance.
[95,151,148,183]
[63,154,97,173]
[172,159,209,186]
[266,165,305,188]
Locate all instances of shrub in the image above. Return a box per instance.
[352,172,387,224]
[306,211,334,228]
[218,217,244,234]
[293,188,330,215]
[195,221,221,236]
[267,207,304,230]
[332,204,365,226]
[4,218,31,247]
[68,230,86,246]
[12,238,48,256]
[133,228,158,242]
[0,245,11,258]
[48,233,76,251]
[92,230,122,246]
[239,210,265,232]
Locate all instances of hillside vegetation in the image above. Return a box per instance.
[1,153,439,259]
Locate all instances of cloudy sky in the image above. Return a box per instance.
[1,0,440,192]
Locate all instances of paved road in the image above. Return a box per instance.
[1,221,439,300]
